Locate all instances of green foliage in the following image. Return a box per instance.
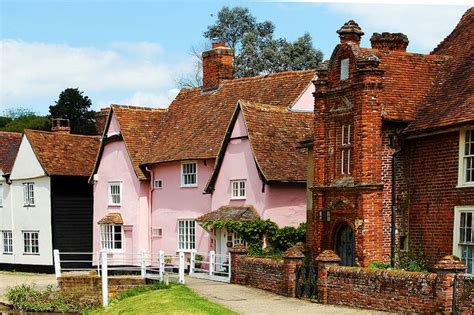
[395,250,429,272]
[0,108,50,132]
[368,261,391,270]
[49,87,97,134]
[203,219,305,255]
[6,283,97,313]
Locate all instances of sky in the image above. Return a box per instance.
[0,0,471,115]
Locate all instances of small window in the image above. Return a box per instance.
[181,162,197,187]
[459,129,474,186]
[100,224,122,250]
[152,227,163,238]
[231,180,246,199]
[23,231,39,254]
[232,231,247,247]
[23,182,34,206]
[178,220,195,251]
[454,207,474,274]
[340,58,349,81]
[2,231,13,254]
[108,182,121,205]
[341,124,352,175]
[0,184,3,207]
[154,180,163,189]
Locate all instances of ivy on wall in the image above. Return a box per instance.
[202,219,305,256]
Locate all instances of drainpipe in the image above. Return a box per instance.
[146,167,154,256]
[390,132,403,268]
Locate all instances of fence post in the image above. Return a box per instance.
[140,249,146,278]
[159,250,165,282]
[53,249,61,279]
[179,251,185,284]
[101,251,109,307]
[190,250,196,276]
[96,251,100,276]
[209,250,215,276]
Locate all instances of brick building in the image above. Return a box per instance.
[308,8,474,270]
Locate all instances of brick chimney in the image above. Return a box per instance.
[95,107,110,135]
[370,32,409,52]
[51,118,71,134]
[202,41,233,91]
[337,20,364,46]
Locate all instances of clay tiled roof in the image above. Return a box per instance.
[143,70,315,165]
[97,213,123,225]
[24,129,99,177]
[110,105,167,180]
[405,8,474,133]
[0,131,22,174]
[241,101,312,182]
[197,205,260,222]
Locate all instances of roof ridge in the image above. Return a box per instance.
[111,104,167,111]
[0,131,22,136]
[220,69,316,85]
[240,100,313,114]
[24,129,100,138]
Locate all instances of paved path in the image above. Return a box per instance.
[186,277,386,315]
[0,272,56,303]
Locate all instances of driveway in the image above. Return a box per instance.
[0,272,56,303]
[186,277,386,314]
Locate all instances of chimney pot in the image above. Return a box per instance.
[370,32,409,52]
[51,118,71,134]
[202,42,234,91]
[337,20,364,46]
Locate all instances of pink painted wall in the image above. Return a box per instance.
[150,160,214,255]
[211,111,306,227]
[93,113,150,262]
[290,83,315,112]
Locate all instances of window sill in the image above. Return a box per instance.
[230,197,246,201]
[23,253,40,256]
[2,252,13,255]
[177,249,194,253]
[180,185,198,188]
[456,184,474,189]
[24,205,35,207]
[100,249,123,254]
[107,204,121,207]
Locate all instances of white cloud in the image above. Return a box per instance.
[0,40,193,113]
[328,4,469,52]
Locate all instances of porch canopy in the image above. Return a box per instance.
[97,212,123,225]
[197,205,260,223]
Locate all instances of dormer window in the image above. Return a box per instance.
[340,58,349,81]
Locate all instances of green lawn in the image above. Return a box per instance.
[92,284,237,315]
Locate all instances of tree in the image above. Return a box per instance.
[0,108,50,133]
[177,6,323,86]
[49,88,97,134]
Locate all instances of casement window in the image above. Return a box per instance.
[454,206,474,274]
[341,124,352,175]
[23,182,34,206]
[108,182,121,205]
[232,231,247,247]
[100,224,122,250]
[23,231,39,254]
[154,180,163,189]
[2,231,13,254]
[178,219,195,251]
[459,128,474,187]
[0,184,3,207]
[181,162,197,187]
[340,58,349,81]
[231,180,246,199]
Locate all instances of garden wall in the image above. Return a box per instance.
[456,275,474,314]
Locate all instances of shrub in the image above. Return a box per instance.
[396,250,429,272]
[368,261,391,270]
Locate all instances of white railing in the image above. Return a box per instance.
[189,250,231,283]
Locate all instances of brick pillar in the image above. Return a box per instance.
[315,250,341,304]
[282,244,305,297]
[433,255,467,314]
[229,244,248,284]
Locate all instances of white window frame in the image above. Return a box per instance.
[0,183,3,207]
[108,181,122,206]
[178,219,195,251]
[458,128,474,188]
[341,124,352,175]
[151,227,163,238]
[23,182,35,206]
[154,179,163,189]
[100,224,123,252]
[453,206,474,274]
[23,231,39,254]
[230,179,246,200]
[340,58,349,81]
[232,231,247,247]
[2,231,13,254]
[181,162,197,187]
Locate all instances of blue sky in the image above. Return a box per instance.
[0,1,470,114]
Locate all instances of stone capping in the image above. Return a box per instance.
[433,255,467,272]
[229,244,249,255]
[315,250,341,263]
[282,244,305,259]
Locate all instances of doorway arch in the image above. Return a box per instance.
[334,223,355,266]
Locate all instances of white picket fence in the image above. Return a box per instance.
[53,249,230,307]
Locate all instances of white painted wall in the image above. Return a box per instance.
[10,136,46,180]
[290,83,315,112]
[0,178,14,264]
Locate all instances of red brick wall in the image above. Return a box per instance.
[408,131,474,263]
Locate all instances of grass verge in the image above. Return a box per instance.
[92,284,236,315]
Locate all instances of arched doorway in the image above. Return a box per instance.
[334,223,355,266]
